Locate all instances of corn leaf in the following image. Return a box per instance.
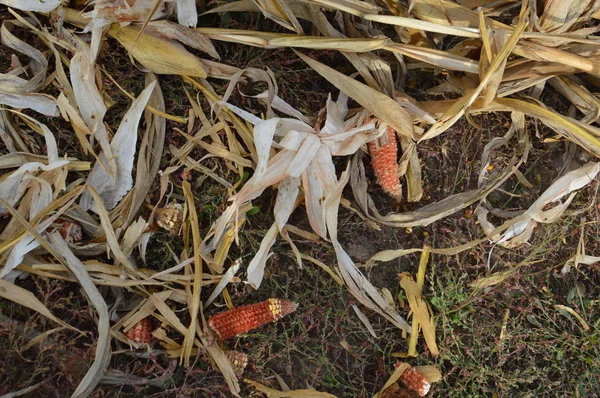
[108,24,208,78]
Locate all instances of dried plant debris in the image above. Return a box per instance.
[400,274,439,356]
[477,162,600,247]
[1,0,600,395]
[208,298,298,339]
[205,94,410,332]
[245,379,337,397]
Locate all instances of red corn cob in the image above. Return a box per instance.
[208,298,298,339]
[398,366,431,397]
[47,218,83,243]
[125,317,153,344]
[368,125,402,200]
[58,220,83,243]
[225,350,249,377]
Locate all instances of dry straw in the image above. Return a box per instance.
[1,0,599,395]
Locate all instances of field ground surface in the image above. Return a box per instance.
[1,1,600,397]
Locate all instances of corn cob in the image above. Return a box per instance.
[156,202,183,234]
[125,317,153,344]
[398,366,431,397]
[368,125,402,200]
[208,298,297,339]
[48,218,83,243]
[225,350,249,377]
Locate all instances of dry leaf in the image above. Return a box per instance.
[400,276,439,356]
[245,379,337,397]
[0,0,61,11]
[478,162,600,246]
[48,232,111,398]
[352,304,377,338]
[295,51,415,139]
[0,278,80,332]
[82,82,156,212]
[108,24,208,78]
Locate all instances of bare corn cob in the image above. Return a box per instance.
[156,202,183,234]
[125,317,153,344]
[399,366,431,397]
[225,350,249,377]
[368,125,402,200]
[208,298,297,339]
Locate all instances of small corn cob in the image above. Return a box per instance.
[225,350,249,377]
[180,167,192,181]
[48,218,83,243]
[125,317,153,344]
[399,366,431,397]
[368,125,402,200]
[58,220,83,243]
[156,203,183,234]
[208,298,298,339]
